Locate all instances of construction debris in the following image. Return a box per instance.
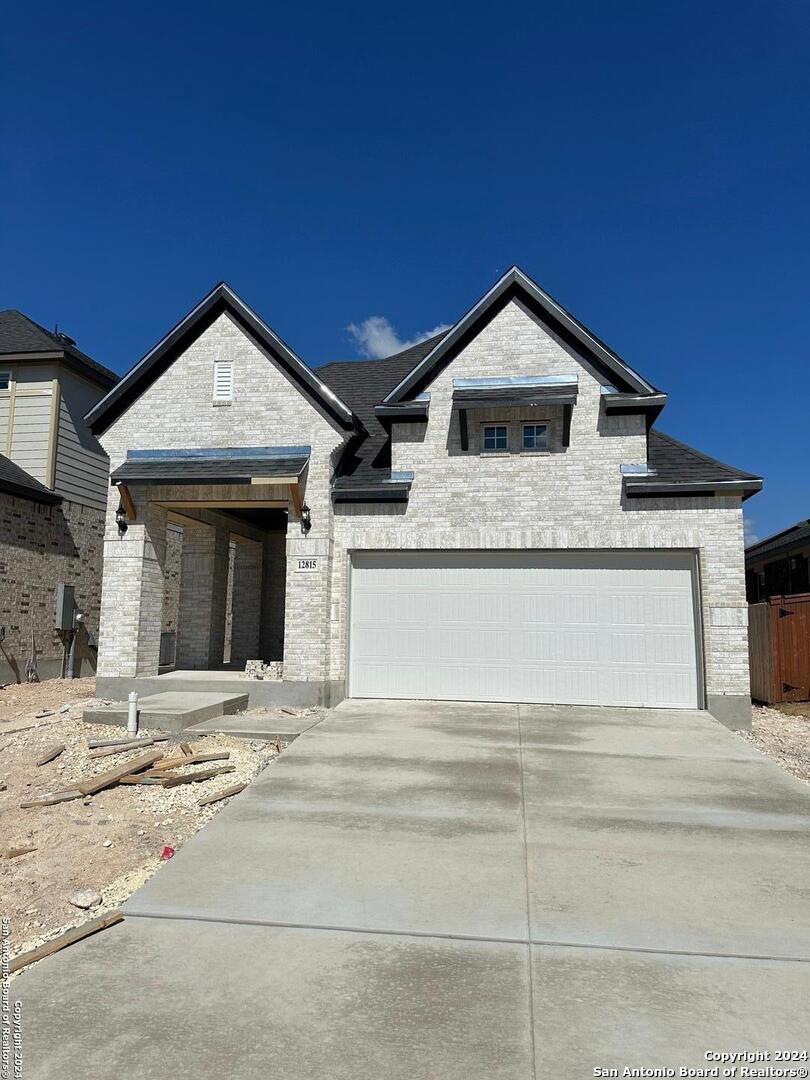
[2,845,37,860]
[87,734,170,749]
[161,765,236,789]
[77,750,165,797]
[88,737,165,759]
[9,911,124,975]
[198,782,247,806]
[68,889,102,910]
[36,743,66,766]
[20,789,83,808]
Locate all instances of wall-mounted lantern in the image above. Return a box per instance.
[115,500,128,536]
[300,503,312,535]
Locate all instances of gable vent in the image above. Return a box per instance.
[213,360,234,402]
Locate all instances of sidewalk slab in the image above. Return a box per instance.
[532,943,810,1075]
[13,917,533,1080]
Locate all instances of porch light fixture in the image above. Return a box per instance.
[115,500,128,536]
[300,503,312,535]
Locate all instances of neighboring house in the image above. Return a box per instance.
[745,519,810,601]
[0,310,117,682]
[86,267,762,728]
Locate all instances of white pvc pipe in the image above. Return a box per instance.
[127,691,139,737]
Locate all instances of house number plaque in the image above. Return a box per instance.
[295,557,319,572]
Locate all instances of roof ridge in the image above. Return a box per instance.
[317,331,448,373]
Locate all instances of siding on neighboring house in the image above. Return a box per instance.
[8,370,55,486]
[0,395,9,447]
[54,369,110,510]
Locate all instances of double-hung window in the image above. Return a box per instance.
[522,423,549,451]
[0,371,11,392]
[482,424,508,452]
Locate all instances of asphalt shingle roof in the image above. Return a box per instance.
[646,431,761,486]
[745,519,810,561]
[0,452,61,504]
[318,334,445,487]
[0,309,118,386]
[111,455,309,485]
[318,342,759,494]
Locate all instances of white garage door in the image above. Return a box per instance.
[348,551,701,709]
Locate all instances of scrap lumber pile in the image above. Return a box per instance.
[18,735,239,809]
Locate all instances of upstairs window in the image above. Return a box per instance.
[482,424,508,452]
[213,360,234,402]
[0,371,11,391]
[522,423,549,451]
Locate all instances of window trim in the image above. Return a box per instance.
[481,423,509,453]
[522,422,549,452]
[0,370,12,393]
[213,359,234,403]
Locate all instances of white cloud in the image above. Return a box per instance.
[744,516,760,545]
[346,316,451,359]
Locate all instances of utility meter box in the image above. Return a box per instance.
[54,583,76,631]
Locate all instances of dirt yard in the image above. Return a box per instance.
[740,704,810,785]
[0,677,317,969]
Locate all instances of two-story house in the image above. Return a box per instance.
[0,310,117,682]
[86,267,761,728]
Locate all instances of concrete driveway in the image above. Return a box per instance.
[13,701,810,1078]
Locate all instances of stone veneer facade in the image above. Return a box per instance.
[95,301,752,727]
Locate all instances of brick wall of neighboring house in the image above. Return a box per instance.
[0,494,105,683]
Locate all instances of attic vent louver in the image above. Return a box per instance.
[213,360,234,402]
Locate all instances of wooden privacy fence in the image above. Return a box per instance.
[748,593,810,704]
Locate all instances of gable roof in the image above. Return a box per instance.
[318,334,445,490]
[0,309,118,388]
[382,266,659,405]
[745,518,810,562]
[0,452,62,504]
[318,341,758,499]
[85,283,360,436]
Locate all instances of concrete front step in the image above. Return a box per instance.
[83,691,249,734]
[185,712,323,741]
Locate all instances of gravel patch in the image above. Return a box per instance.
[739,704,810,785]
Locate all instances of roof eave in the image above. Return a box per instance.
[624,478,763,500]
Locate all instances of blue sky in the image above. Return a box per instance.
[2,1,808,540]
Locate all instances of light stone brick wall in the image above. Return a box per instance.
[95,298,751,710]
[230,537,263,667]
[96,312,342,679]
[331,299,751,707]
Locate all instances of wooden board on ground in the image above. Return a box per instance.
[198,782,247,806]
[1,845,37,859]
[87,735,169,749]
[161,765,236,788]
[151,751,230,772]
[78,749,164,796]
[20,789,83,808]
[88,737,163,759]
[9,911,124,974]
[36,744,65,766]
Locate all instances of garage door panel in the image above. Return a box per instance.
[349,551,700,709]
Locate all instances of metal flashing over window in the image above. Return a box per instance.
[453,373,578,409]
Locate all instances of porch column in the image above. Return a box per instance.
[283,533,333,682]
[229,537,263,667]
[97,494,168,678]
[260,530,286,661]
[175,519,230,669]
